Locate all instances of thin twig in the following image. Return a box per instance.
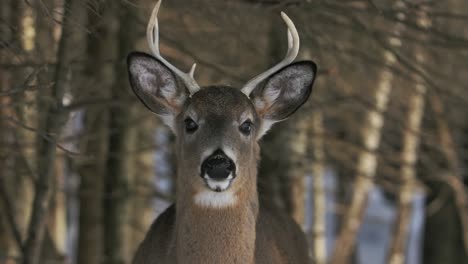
[3,116,80,156]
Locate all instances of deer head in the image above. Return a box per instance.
[127,0,316,209]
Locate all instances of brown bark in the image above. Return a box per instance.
[48,0,87,258]
[31,3,57,258]
[22,0,78,262]
[75,1,119,263]
[257,14,293,210]
[103,2,139,263]
[14,1,36,246]
[429,94,468,254]
[0,1,31,261]
[34,0,57,159]
[0,0,16,260]
[130,118,158,255]
[289,39,319,225]
[424,177,468,264]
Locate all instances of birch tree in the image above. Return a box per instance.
[331,1,408,263]
[311,109,327,264]
[388,6,430,263]
[290,115,310,227]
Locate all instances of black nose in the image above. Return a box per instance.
[201,149,236,180]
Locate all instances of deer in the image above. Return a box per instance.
[127,0,317,263]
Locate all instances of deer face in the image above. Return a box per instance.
[176,86,258,194]
[127,53,316,207]
[126,0,316,208]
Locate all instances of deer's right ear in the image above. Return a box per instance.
[127,52,188,131]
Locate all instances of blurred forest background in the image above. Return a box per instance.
[1,0,468,263]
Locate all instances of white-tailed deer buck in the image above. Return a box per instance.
[127,1,317,263]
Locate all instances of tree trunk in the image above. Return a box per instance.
[257,13,292,210]
[28,0,58,261]
[429,94,468,254]
[290,115,309,227]
[311,109,327,264]
[423,178,468,264]
[103,2,139,264]
[0,0,18,261]
[423,73,468,264]
[285,40,315,225]
[48,0,87,259]
[388,6,431,264]
[46,157,67,256]
[331,1,407,263]
[130,118,158,256]
[22,0,77,262]
[76,1,119,263]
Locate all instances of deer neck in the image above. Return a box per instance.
[174,169,259,264]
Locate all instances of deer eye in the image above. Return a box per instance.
[184,118,198,133]
[239,120,253,135]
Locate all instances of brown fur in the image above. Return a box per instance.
[128,53,316,263]
[132,119,310,263]
[133,197,311,264]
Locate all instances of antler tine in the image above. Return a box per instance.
[146,0,200,95]
[241,12,300,96]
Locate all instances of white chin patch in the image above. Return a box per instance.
[203,173,233,192]
[194,174,236,208]
[194,190,237,208]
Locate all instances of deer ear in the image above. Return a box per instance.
[127,52,188,131]
[250,61,317,138]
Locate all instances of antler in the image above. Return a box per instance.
[147,0,200,95]
[241,12,300,96]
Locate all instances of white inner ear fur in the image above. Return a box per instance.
[283,77,309,100]
[139,70,177,100]
[257,119,277,139]
[252,92,279,139]
[160,114,175,132]
[132,60,174,95]
[263,85,281,104]
[252,98,275,139]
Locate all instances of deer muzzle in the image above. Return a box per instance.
[200,149,236,192]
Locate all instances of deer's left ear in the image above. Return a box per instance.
[250,61,317,138]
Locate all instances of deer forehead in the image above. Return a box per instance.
[182,86,257,122]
